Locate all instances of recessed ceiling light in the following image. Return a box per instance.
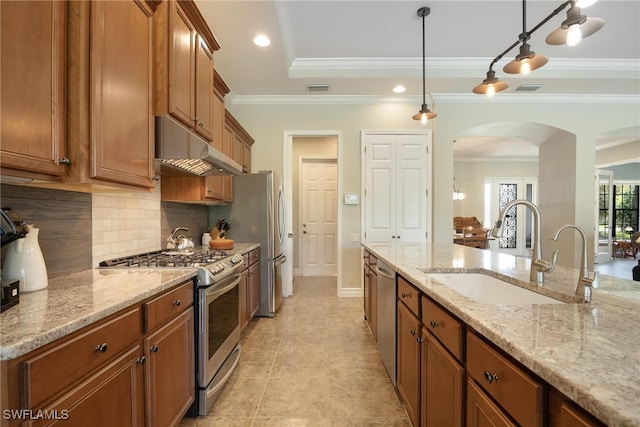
[253,34,270,47]
[393,85,406,94]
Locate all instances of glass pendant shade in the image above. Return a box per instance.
[503,42,548,74]
[546,5,604,45]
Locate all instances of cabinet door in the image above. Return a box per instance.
[363,133,430,245]
[212,88,225,152]
[369,268,378,340]
[169,1,195,128]
[194,35,214,141]
[421,330,464,427]
[248,262,261,318]
[144,308,195,427]
[239,269,249,329]
[397,301,421,427]
[0,1,66,178]
[90,0,154,188]
[222,122,234,158]
[243,141,252,173]
[29,346,145,427]
[204,176,225,201]
[467,379,516,427]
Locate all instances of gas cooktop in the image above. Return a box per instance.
[99,249,230,268]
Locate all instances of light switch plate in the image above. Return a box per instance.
[343,194,359,205]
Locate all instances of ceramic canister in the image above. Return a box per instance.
[2,224,48,292]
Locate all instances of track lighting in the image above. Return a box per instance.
[473,0,604,96]
[412,7,437,123]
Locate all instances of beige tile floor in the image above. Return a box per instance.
[179,276,410,427]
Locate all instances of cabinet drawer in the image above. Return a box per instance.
[397,275,420,317]
[422,296,464,362]
[242,253,249,269]
[249,248,260,265]
[144,281,193,332]
[467,332,543,427]
[23,307,141,408]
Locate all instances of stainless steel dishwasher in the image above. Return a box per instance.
[375,258,396,386]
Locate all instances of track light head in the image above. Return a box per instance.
[546,4,604,46]
[472,69,509,97]
[503,42,548,75]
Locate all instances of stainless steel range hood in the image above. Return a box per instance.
[155,116,242,176]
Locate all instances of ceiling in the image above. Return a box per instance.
[195,0,640,160]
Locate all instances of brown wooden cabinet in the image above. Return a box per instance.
[2,280,194,427]
[548,387,606,427]
[65,0,156,191]
[397,289,422,427]
[363,250,377,339]
[161,175,231,205]
[0,1,67,181]
[212,71,230,153]
[225,110,254,173]
[420,295,465,427]
[248,251,261,318]
[467,378,516,427]
[153,0,219,141]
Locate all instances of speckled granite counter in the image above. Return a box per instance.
[364,242,640,427]
[0,243,260,361]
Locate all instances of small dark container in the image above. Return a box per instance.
[633,260,640,282]
[1,279,20,312]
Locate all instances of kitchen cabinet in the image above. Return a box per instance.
[64,0,156,191]
[153,0,219,141]
[1,280,194,427]
[363,250,377,339]
[240,248,261,329]
[420,296,464,427]
[363,132,430,244]
[225,110,255,173]
[212,71,230,153]
[466,331,544,427]
[467,378,516,427]
[548,387,606,427]
[161,175,231,205]
[0,1,67,181]
[396,276,422,427]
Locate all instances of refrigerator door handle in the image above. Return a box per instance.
[275,255,287,266]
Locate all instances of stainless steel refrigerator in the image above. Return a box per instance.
[227,171,286,317]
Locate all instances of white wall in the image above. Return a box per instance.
[226,98,639,280]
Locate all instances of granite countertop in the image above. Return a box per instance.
[0,243,260,361]
[364,242,640,427]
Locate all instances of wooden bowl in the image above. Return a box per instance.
[209,238,234,250]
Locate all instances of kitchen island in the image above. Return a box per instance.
[364,242,640,427]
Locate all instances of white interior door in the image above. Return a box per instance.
[489,178,537,257]
[594,169,613,264]
[363,132,429,245]
[301,159,337,275]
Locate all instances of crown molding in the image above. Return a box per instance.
[288,57,640,79]
[229,93,640,105]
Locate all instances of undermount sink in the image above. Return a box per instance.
[427,273,565,305]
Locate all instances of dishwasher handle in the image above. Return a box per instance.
[375,264,394,280]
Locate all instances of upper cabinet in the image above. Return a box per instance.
[1,0,157,191]
[0,1,67,180]
[153,0,219,141]
[225,110,254,174]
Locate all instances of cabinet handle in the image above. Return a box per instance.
[150,345,159,353]
[401,292,411,298]
[416,337,423,344]
[173,299,181,306]
[95,343,108,353]
[483,371,499,384]
[198,122,204,127]
[429,320,440,328]
[137,356,146,364]
[192,117,198,123]
[410,329,417,336]
[59,157,70,165]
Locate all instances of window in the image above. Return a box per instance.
[613,184,639,239]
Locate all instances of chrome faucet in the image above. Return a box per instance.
[167,227,189,249]
[552,224,599,303]
[492,199,558,284]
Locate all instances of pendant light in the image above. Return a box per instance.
[412,6,436,124]
[546,3,604,46]
[503,0,548,75]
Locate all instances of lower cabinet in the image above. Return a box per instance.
[397,293,421,427]
[3,281,194,427]
[363,250,377,339]
[240,248,261,329]
[467,378,516,427]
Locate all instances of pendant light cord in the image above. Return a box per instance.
[421,9,426,106]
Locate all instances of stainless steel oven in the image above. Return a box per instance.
[196,263,243,415]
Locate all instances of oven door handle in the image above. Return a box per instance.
[205,274,242,302]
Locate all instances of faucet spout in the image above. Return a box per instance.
[552,224,599,302]
[493,199,554,284]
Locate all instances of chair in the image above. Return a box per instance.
[463,227,489,249]
[454,216,482,233]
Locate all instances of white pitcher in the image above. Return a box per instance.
[2,224,48,292]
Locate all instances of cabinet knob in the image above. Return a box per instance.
[150,345,159,353]
[401,292,411,298]
[192,117,198,123]
[410,329,417,336]
[483,371,499,384]
[198,122,204,127]
[95,343,108,353]
[173,299,181,306]
[137,356,146,364]
[429,320,440,328]
[416,337,423,344]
